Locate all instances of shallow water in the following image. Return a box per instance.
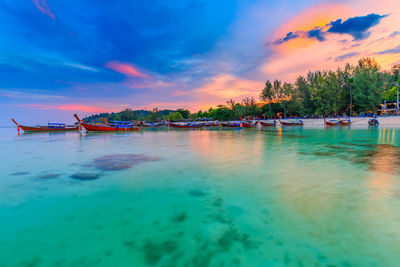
[1,126,400,266]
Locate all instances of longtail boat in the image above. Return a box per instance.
[260,120,276,127]
[279,119,303,126]
[140,122,163,127]
[324,118,340,126]
[168,122,203,128]
[339,119,351,125]
[241,121,258,128]
[74,114,140,132]
[220,121,241,128]
[203,121,220,127]
[11,118,78,132]
[368,118,379,126]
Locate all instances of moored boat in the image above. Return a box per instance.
[339,119,351,125]
[74,114,140,132]
[140,122,163,127]
[241,121,258,128]
[260,120,276,127]
[324,118,340,126]
[220,121,241,128]
[168,122,203,128]
[279,119,303,126]
[368,118,379,126]
[11,119,78,132]
[203,121,220,127]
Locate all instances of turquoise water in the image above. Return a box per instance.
[1,126,400,266]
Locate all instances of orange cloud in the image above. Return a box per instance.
[261,0,400,82]
[12,104,116,113]
[106,61,150,79]
[194,74,262,100]
[271,4,353,53]
[32,0,55,20]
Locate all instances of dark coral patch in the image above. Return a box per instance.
[141,240,178,265]
[188,190,207,197]
[93,154,161,171]
[39,173,61,179]
[70,173,101,181]
[11,172,30,176]
[171,212,187,223]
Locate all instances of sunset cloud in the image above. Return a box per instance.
[377,45,400,55]
[32,0,55,20]
[12,104,116,113]
[272,13,387,45]
[194,74,262,100]
[335,52,361,62]
[105,61,150,79]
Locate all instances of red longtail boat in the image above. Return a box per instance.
[339,119,351,125]
[11,119,78,132]
[168,122,203,128]
[260,120,276,127]
[220,121,241,127]
[140,122,163,127]
[279,119,303,126]
[241,121,257,128]
[324,118,340,126]
[74,114,140,132]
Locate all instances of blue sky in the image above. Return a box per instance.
[1,0,399,124]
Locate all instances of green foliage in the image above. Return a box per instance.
[167,112,184,122]
[352,58,389,113]
[146,108,161,122]
[83,58,397,122]
[258,57,395,116]
[176,109,190,119]
[383,86,398,101]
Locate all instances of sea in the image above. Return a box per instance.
[0,126,399,266]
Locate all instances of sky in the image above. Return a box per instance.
[1,0,400,125]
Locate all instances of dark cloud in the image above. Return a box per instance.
[328,14,387,40]
[273,31,300,45]
[273,13,387,45]
[376,45,400,55]
[307,28,325,41]
[334,52,360,62]
[390,31,400,38]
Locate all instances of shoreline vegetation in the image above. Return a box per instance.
[84,58,400,123]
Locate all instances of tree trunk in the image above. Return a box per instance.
[268,102,272,117]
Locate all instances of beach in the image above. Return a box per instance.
[298,116,400,126]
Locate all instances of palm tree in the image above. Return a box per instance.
[226,99,236,110]
[260,80,273,116]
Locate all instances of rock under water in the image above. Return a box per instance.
[93,154,161,171]
[70,173,101,181]
[11,172,30,176]
[39,173,61,179]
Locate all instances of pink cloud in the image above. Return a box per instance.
[32,0,55,20]
[12,104,116,113]
[261,0,400,81]
[105,61,150,79]
[126,80,175,89]
[194,74,262,100]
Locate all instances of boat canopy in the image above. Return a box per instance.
[48,122,66,128]
[109,121,134,125]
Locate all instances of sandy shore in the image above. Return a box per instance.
[299,116,400,126]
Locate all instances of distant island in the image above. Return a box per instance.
[84,58,400,123]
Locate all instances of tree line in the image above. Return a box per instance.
[84,58,399,122]
[198,58,399,120]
